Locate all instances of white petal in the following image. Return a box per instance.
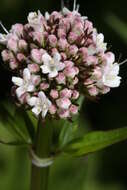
[41,65,50,74]
[47,99,52,107]
[97,33,104,44]
[38,91,46,101]
[103,75,121,87]
[57,62,65,71]
[41,108,48,118]
[45,12,50,20]
[32,106,41,116]
[53,52,61,62]
[23,68,31,81]
[27,97,37,106]
[12,77,23,86]
[62,7,71,15]
[27,84,35,92]
[48,70,58,78]
[110,63,120,75]
[42,53,51,64]
[16,86,25,98]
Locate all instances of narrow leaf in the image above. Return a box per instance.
[64,127,127,156]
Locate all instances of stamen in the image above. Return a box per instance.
[119,59,127,66]
[0,21,9,34]
[76,4,80,12]
[61,0,64,10]
[73,0,77,11]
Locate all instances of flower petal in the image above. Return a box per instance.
[53,52,61,62]
[48,70,58,78]
[41,108,48,118]
[27,97,37,106]
[42,53,51,64]
[41,65,50,74]
[32,106,41,116]
[57,62,65,71]
[38,91,46,101]
[12,77,23,86]
[16,86,25,98]
[23,68,31,81]
[27,84,35,92]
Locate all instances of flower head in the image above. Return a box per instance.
[0,1,121,119]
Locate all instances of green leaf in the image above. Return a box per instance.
[0,100,33,145]
[63,127,127,156]
[106,13,127,44]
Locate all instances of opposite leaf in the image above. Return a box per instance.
[63,127,127,156]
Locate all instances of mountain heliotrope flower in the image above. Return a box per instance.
[0,1,121,119]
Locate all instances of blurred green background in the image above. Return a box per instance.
[0,0,127,189]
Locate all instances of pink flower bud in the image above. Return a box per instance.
[84,20,93,33]
[60,53,67,61]
[50,89,59,99]
[31,49,42,64]
[64,66,77,78]
[58,38,69,51]
[92,67,102,80]
[79,47,88,62]
[58,109,70,119]
[69,104,78,115]
[72,90,79,100]
[101,86,110,94]
[49,104,57,114]
[85,56,98,66]
[56,98,71,109]
[32,75,41,85]
[32,31,44,45]
[1,50,10,62]
[68,32,78,44]
[103,52,115,64]
[9,59,18,70]
[48,35,57,47]
[60,88,72,98]
[40,82,49,90]
[11,24,24,37]
[28,64,40,73]
[68,45,78,57]
[84,78,93,86]
[7,36,18,53]
[72,77,79,85]
[18,40,28,51]
[56,72,66,84]
[88,86,98,96]
[19,92,30,104]
[17,53,26,62]
[57,29,66,38]
[64,61,74,68]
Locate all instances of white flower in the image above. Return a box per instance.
[12,68,35,98]
[27,10,44,32]
[88,32,107,55]
[102,62,121,87]
[27,91,51,118]
[98,62,121,88]
[96,33,107,52]
[41,52,65,78]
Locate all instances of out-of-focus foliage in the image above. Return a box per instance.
[106,14,127,44]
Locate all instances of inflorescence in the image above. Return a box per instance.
[0,3,121,119]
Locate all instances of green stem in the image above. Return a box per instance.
[30,118,52,190]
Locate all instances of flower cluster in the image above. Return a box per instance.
[0,5,121,119]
